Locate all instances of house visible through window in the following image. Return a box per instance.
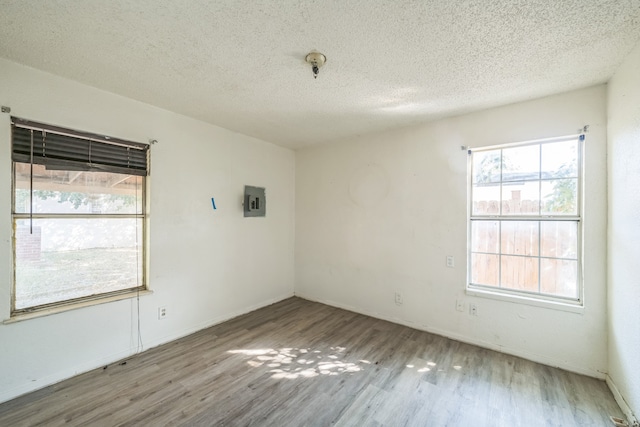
[468,136,582,303]
[11,118,149,314]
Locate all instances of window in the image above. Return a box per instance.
[11,117,149,314]
[468,136,582,304]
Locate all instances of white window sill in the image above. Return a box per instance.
[3,289,153,324]
[466,287,584,314]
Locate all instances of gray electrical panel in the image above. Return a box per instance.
[244,185,266,217]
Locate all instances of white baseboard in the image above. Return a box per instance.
[0,292,294,405]
[607,375,639,426]
[142,292,294,352]
[295,292,604,379]
[0,347,134,405]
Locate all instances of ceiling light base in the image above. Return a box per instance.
[305,52,326,79]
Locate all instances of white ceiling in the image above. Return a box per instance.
[1,1,639,150]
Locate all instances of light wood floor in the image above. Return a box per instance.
[0,297,624,426]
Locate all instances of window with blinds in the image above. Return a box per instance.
[10,117,149,315]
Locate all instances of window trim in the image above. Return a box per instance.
[10,119,149,317]
[466,134,584,307]
[4,290,154,324]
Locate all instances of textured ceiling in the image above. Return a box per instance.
[1,1,639,149]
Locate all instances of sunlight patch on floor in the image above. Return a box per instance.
[228,346,363,379]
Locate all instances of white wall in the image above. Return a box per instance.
[0,58,295,403]
[296,86,608,377]
[607,43,640,422]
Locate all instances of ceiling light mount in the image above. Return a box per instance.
[305,51,326,79]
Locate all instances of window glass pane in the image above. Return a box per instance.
[540,221,578,259]
[14,163,143,214]
[470,253,499,286]
[472,149,501,184]
[540,258,577,298]
[471,221,499,253]
[472,184,500,215]
[541,140,577,179]
[468,139,581,302]
[501,181,539,215]
[501,145,540,182]
[501,221,539,256]
[541,179,577,215]
[500,255,539,292]
[14,218,143,309]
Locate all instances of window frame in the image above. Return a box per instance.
[10,119,149,317]
[466,135,584,307]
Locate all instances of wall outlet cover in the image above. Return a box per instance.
[469,304,478,316]
[395,292,403,305]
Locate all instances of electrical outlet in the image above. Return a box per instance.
[446,256,455,268]
[456,300,465,312]
[158,306,167,320]
[469,304,478,316]
[395,292,403,305]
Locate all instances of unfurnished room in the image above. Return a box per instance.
[0,1,639,426]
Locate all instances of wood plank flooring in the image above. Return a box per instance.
[0,297,624,426]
